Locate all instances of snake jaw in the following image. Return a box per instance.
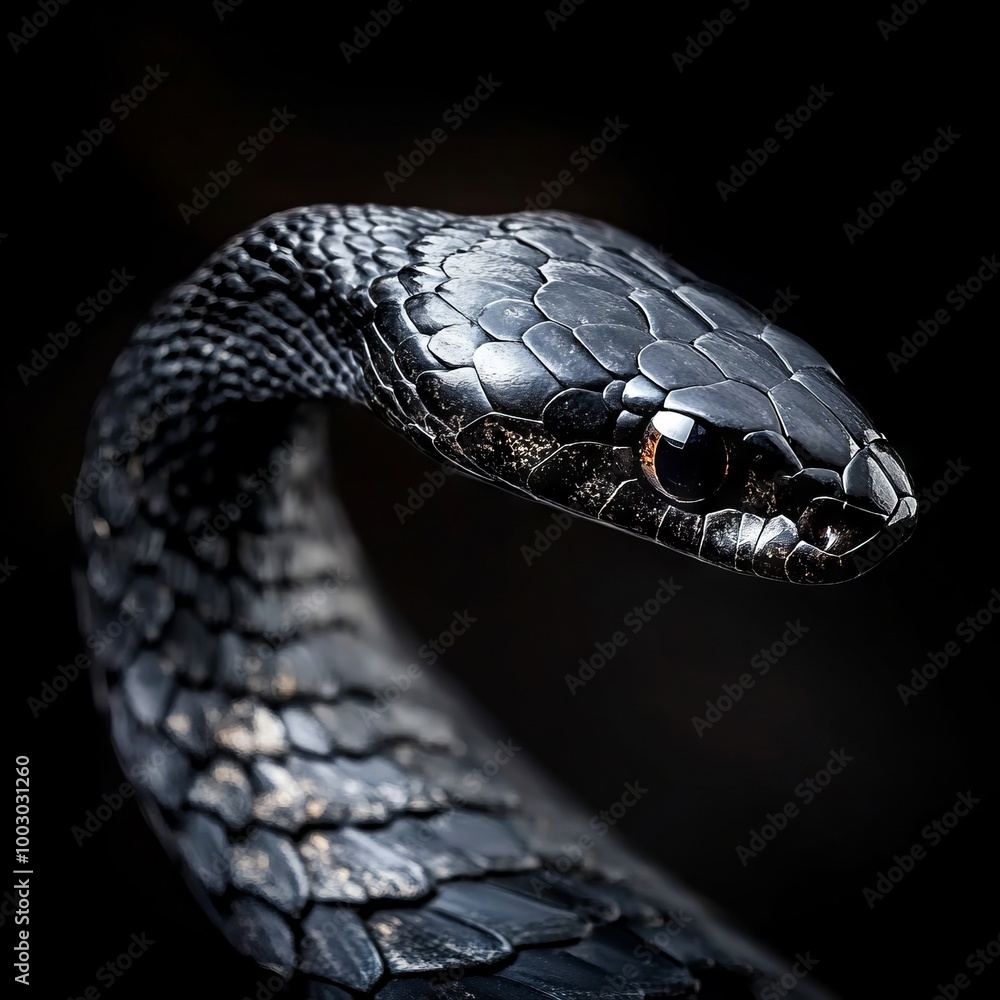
[437,394,917,585]
[782,438,917,582]
[516,419,916,584]
[739,434,916,583]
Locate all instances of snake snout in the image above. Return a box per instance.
[778,439,916,583]
[796,497,888,555]
[843,439,914,515]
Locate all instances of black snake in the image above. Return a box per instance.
[74,205,916,998]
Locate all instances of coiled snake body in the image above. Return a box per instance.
[75,205,916,998]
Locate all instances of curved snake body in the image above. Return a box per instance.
[75,205,916,997]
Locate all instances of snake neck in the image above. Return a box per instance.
[75,205,454,698]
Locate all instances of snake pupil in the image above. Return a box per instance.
[642,411,728,503]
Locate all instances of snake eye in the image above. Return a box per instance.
[640,411,729,503]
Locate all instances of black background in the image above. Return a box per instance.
[4,1,997,997]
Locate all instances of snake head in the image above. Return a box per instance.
[621,323,918,584]
[369,213,916,584]
[404,326,915,585]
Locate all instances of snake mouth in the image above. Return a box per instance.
[797,497,888,556]
[758,438,917,582]
[779,493,917,583]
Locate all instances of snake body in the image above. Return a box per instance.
[75,205,915,997]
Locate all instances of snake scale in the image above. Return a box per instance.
[74,205,916,998]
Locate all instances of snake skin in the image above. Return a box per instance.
[74,205,916,998]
